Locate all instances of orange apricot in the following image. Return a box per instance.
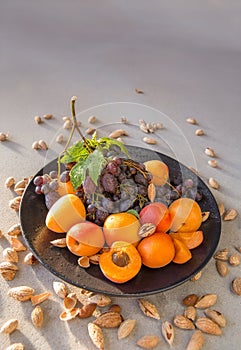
[171,237,192,264]
[66,222,105,256]
[99,241,142,283]
[140,202,171,232]
[57,181,75,196]
[144,160,169,186]
[169,198,202,232]
[169,230,204,250]
[46,194,86,233]
[103,212,140,247]
[137,231,175,268]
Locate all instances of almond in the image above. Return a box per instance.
[186,330,204,350]
[0,319,18,334]
[93,311,122,328]
[118,319,136,340]
[88,322,104,350]
[173,315,195,330]
[138,298,160,320]
[195,316,222,335]
[161,321,174,347]
[204,309,226,328]
[31,305,43,329]
[194,294,217,309]
[136,335,159,349]
[8,286,34,301]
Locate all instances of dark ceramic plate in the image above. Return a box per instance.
[20,146,221,297]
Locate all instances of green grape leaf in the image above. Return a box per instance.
[60,141,89,164]
[98,137,128,155]
[70,149,107,189]
[127,209,140,219]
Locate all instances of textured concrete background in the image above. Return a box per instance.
[0,1,241,349]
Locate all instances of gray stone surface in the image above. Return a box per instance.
[0,1,241,349]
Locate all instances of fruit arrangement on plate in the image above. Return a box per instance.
[32,97,206,284]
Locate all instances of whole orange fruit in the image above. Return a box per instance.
[103,212,140,247]
[137,232,175,268]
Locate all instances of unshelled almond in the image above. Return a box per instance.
[209,177,220,189]
[0,132,8,141]
[5,176,15,188]
[8,286,34,301]
[143,136,157,145]
[88,322,104,350]
[38,140,48,150]
[194,294,217,309]
[0,319,18,334]
[50,238,67,248]
[93,311,122,328]
[161,321,174,347]
[223,208,238,221]
[24,252,37,265]
[186,117,197,125]
[136,335,159,349]
[31,305,43,329]
[195,129,204,136]
[216,260,228,277]
[88,294,111,307]
[56,133,64,143]
[0,261,18,280]
[88,115,96,124]
[109,129,128,138]
[204,309,226,328]
[232,277,241,295]
[138,298,160,320]
[208,159,218,168]
[195,316,222,335]
[173,315,195,330]
[5,343,24,350]
[218,203,225,217]
[9,196,22,211]
[186,330,204,350]
[205,147,216,157]
[7,223,21,236]
[229,253,240,266]
[2,247,18,262]
[10,237,26,251]
[43,114,53,120]
[138,223,156,238]
[53,281,68,298]
[34,115,42,124]
[118,319,136,340]
[184,306,197,322]
[213,248,229,261]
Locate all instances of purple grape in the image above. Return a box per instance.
[107,161,119,175]
[49,170,58,179]
[60,171,70,183]
[87,204,97,214]
[45,191,61,209]
[83,176,97,195]
[41,184,50,195]
[101,173,118,193]
[49,180,59,191]
[35,186,42,195]
[33,176,43,186]
[183,178,194,188]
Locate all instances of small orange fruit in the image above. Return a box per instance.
[169,198,202,232]
[137,231,175,268]
[171,237,192,264]
[144,159,169,186]
[169,230,204,250]
[103,212,140,247]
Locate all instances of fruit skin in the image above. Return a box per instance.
[171,237,192,264]
[137,231,175,268]
[103,213,141,247]
[169,231,204,250]
[57,181,75,196]
[169,198,202,233]
[99,241,142,283]
[66,222,105,256]
[144,160,169,186]
[139,202,171,233]
[45,194,86,233]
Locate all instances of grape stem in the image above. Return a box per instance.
[57,96,92,177]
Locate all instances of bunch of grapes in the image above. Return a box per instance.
[33,171,61,209]
[74,157,152,226]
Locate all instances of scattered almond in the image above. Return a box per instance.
[118,319,136,340]
[138,223,156,238]
[93,312,122,328]
[31,292,52,306]
[173,315,195,330]
[50,238,67,248]
[205,147,216,157]
[182,294,199,307]
[194,294,217,309]
[232,277,241,295]
[209,177,220,189]
[186,330,204,350]
[5,343,24,350]
[32,141,41,149]
[107,304,121,314]
[143,137,157,145]
[64,292,77,310]
[0,261,18,280]
[63,120,72,129]
[223,208,238,221]
[195,129,204,136]
[0,132,8,141]
[8,286,34,301]
[86,127,96,135]
[34,115,42,124]
[24,252,37,265]
[79,303,97,318]
[2,248,18,263]
[88,322,104,350]
[214,248,229,261]
[56,134,64,143]
[109,129,128,138]
[9,196,22,211]
[59,308,80,321]
[216,260,228,277]
[229,253,240,266]
[184,306,197,322]
[88,294,111,307]
[161,321,174,347]
[53,281,68,298]
[78,256,90,268]
[208,159,218,168]
[186,117,197,125]
[204,309,226,327]
[5,176,15,188]
[195,316,222,335]
[138,298,160,320]
[190,271,202,281]
[10,237,26,251]
[88,115,96,123]
[31,305,44,328]
[218,203,225,216]
[43,114,53,120]
[136,335,159,349]
[38,140,48,150]
[135,88,144,94]
[0,319,18,334]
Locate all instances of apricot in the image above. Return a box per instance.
[103,212,141,247]
[137,231,175,268]
[169,230,204,250]
[169,198,202,233]
[46,194,86,233]
[139,202,171,233]
[144,159,169,186]
[57,181,75,196]
[66,222,105,256]
[99,241,142,283]
[171,237,192,264]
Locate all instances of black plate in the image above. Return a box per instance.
[20,146,221,297]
